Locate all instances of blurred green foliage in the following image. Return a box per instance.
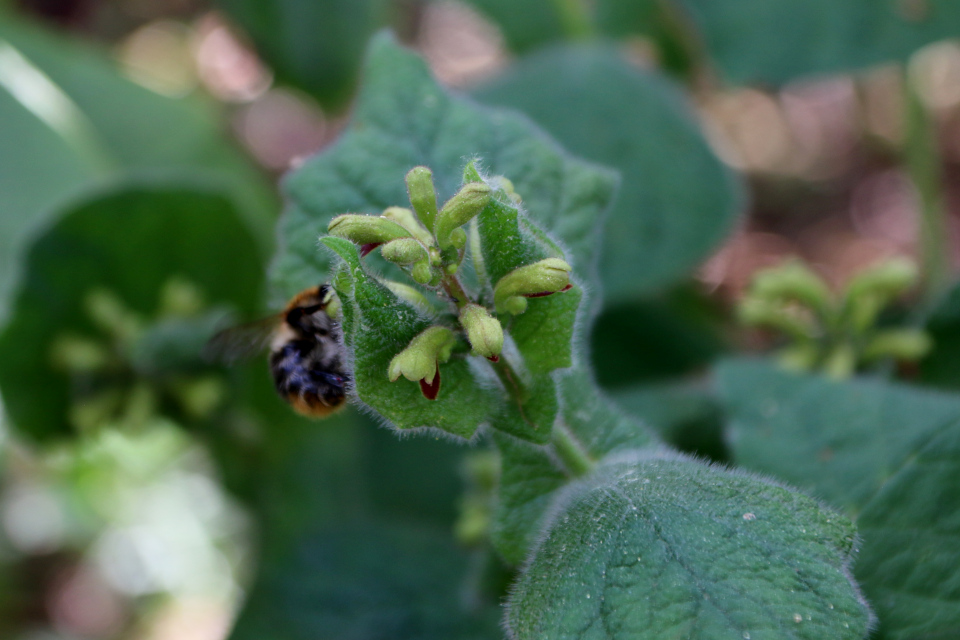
[1,1,960,639]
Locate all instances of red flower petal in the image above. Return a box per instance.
[419,365,441,400]
[522,283,573,298]
[360,242,383,258]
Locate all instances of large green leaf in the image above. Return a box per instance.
[231,524,502,640]
[0,185,264,443]
[273,32,617,304]
[677,0,960,85]
[475,44,744,300]
[507,452,872,639]
[215,0,385,110]
[716,359,960,639]
[0,15,277,318]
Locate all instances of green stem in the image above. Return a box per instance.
[491,355,529,405]
[551,423,594,478]
[441,273,471,310]
[550,0,594,40]
[904,65,950,301]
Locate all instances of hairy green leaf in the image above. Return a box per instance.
[324,237,498,439]
[0,186,263,442]
[273,33,617,304]
[508,452,872,639]
[475,44,743,299]
[717,359,960,639]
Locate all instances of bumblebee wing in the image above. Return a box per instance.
[203,315,281,365]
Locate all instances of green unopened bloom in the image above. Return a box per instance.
[751,260,831,314]
[381,238,428,265]
[327,214,411,246]
[381,206,435,247]
[459,304,503,361]
[405,166,439,232]
[435,182,491,249]
[843,259,920,332]
[383,280,435,313]
[388,326,456,400]
[494,258,573,315]
[861,329,932,363]
[845,258,918,300]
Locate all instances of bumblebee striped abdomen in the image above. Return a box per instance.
[269,338,347,417]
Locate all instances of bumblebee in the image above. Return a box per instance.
[205,284,348,417]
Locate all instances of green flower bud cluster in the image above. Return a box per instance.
[49,278,228,431]
[325,164,575,400]
[738,258,932,378]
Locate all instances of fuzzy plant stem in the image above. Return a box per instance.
[551,422,595,477]
[441,273,471,310]
[904,65,950,302]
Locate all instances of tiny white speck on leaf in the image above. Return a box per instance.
[743,512,756,521]
[793,613,803,623]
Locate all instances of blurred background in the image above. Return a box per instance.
[1,0,959,638]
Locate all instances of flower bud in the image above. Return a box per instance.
[459,304,503,361]
[846,258,918,300]
[435,182,491,249]
[738,297,816,340]
[406,166,439,232]
[493,258,573,315]
[328,214,411,245]
[50,334,112,372]
[322,289,342,319]
[861,329,932,363]
[381,238,428,265]
[388,326,456,400]
[383,281,434,313]
[381,206,434,247]
[85,289,142,343]
[411,260,437,285]
[751,260,831,314]
[450,227,467,250]
[843,259,919,332]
